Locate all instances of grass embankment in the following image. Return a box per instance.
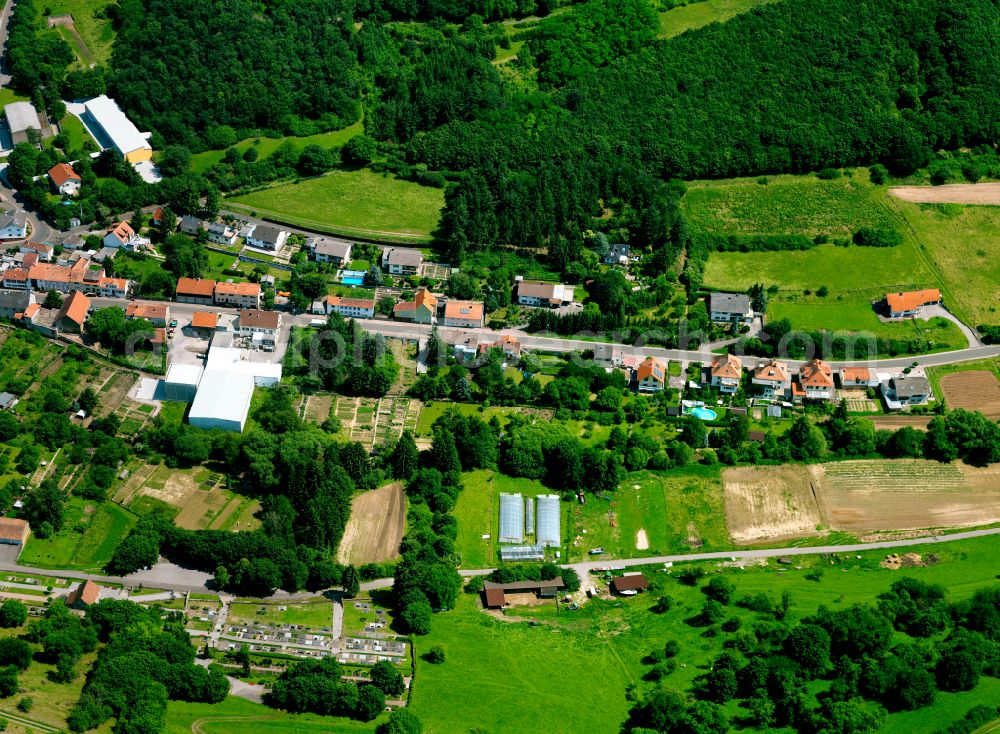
[227,169,444,243]
[190,123,364,174]
[412,532,1000,734]
[165,697,379,734]
[657,0,785,38]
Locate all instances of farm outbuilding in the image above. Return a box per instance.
[611,573,649,595]
[481,577,564,608]
[499,493,524,544]
[536,494,561,547]
[0,518,30,557]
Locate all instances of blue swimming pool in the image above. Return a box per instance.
[341,277,364,285]
[689,407,718,421]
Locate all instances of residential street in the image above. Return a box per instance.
[84,294,1000,372]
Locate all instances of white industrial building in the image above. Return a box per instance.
[81,95,152,163]
[4,102,40,145]
[205,347,282,386]
[163,364,203,402]
[188,370,255,433]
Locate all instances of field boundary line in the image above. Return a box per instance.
[0,707,60,733]
[223,203,433,244]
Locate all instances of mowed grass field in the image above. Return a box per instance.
[658,0,784,38]
[411,593,634,734]
[890,200,1000,326]
[413,533,1000,734]
[227,169,444,242]
[190,122,364,174]
[566,466,729,561]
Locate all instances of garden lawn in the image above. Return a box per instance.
[891,200,1000,326]
[55,113,93,153]
[415,401,543,436]
[227,169,443,242]
[768,299,968,350]
[703,243,937,298]
[565,466,729,561]
[189,122,364,173]
[165,697,379,734]
[684,171,897,238]
[411,594,634,734]
[658,0,784,38]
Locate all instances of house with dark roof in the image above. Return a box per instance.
[481,578,565,609]
[310,237,352,265]
[245,224,288,252]
[0,289,34,320]
[611,573,649,595]
[0,212,28,240]
[513,278,575,308]
[381,248,423,276]
[881,375,932,410]
[708,292,753,323]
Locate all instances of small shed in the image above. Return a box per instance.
[611,573,649,595]
[67,580,102,609]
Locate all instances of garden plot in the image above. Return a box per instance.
[865,415,932,432]
[303,394,335,422]
[371,396,421,451]
[337,482,406,565]
[388,338,418,395]
[126,466,261,531]
[939,370,1000,419]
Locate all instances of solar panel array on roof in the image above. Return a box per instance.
[525,497,535,535]
[500,544,544,562]
[499,493,524,544]
[536,494,561,547]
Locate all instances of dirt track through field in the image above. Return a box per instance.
[337,483,405,565]
[889,183,1000,204]
[939,370,1000,419]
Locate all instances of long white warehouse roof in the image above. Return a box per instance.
[188,370,254,430]
[165,363,203,387]
[4,102,40,133]
[84,95,150,155]
[205,347,282,384]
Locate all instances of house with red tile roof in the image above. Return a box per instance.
[443,300,485,328]
[393,288,437,324]
[796,359,835,402]
[710,353,743,394]
[885,289,941,318]
[752,359,791,399]
[176,278,217,305]
[636,357,666,393]
[56,290,91,334]
[47,163,81,196]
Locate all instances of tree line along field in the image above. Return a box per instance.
[411,533,1000,734]
[689,170,999,332]
[226,169,445,243]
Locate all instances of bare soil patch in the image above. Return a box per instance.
[881,553,926,570]
[337,482,406,565]
[635,529,649,550]
[866,415,932,432]
[303,394,334,422]
[821,460,1000,532]
[939,370,1000,419]
[889,182,1000,204]
[726,460,1000,542]
[722,465,823,544]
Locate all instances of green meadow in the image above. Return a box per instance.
[227,169,444,242]
[190,123,364,174]
[658,0,785,38]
